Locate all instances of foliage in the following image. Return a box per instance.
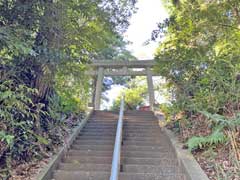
[187,129,227,151]
[154,0,240,136]
[159,103,174,121]
[55,62,90,113]
[0,131,14,147]
[0,80,49,164]
[155,0,240,112]
[186,109,240,151]
[112,77,147,110]
[154,1,240,177]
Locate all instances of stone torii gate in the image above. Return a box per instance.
[87,60,157,110]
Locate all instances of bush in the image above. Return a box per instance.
[112,86,147,111]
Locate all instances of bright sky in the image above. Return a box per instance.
[124,0,168,59]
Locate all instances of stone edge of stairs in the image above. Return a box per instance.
[35,109,94,180]
[162,128,210,180]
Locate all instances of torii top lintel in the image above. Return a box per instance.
[90,60,156,68]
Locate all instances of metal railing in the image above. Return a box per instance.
[110,95,125,180]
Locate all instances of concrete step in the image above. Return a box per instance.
[122,145,169,152]
[74,139,114,145]
[123,123,159,126]
[68,149,173,158]
[86,121,158,127]
[64,155,112,164]
[58,163,111,171]
[81,129,163,134]
[90,118,118,121]
[79,132,116,136]
[123,133,162,138]
[64,155,177,165]
[71,144,114,151]
[87,120,117,123]
[87,121,117,124]
[83,125,117,129]
[123,131,163,135]
[53,170,109,180]
[81,129,117,133]
[84,122,117,126]
[68,150,113,156]
[124,128,161,132]
[84,126,161,130]
[123,126,161,129]
[124,120,158,123]
[77,136,115,141]
[124,118,156,120]
[124,119,157,121]
[123,165,180,174]
[122,157,178,166]
[119,172,186,180]
[122,136,168,142]
[125,110,154,113]
[122,151,174,158]
[122,140,171,146]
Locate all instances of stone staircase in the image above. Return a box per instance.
[52,110,186,180]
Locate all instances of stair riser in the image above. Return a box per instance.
[76,136,115,141]
[123,165,180,174]
[87,122,159,125]
[80,131,165,136]
[83,126,160,130]
[122,136,169,141]
[123,133,164,137]
[53,171,110,180]
[53,171,185,180]
[68,150,113,156]
[64,156,177,166]
[64,156,112,164]
[123,153,176,159]
[119,173,186,180]
[122,146,170,152]
[81,129,117,133]
[123,158,179,166]
[58,163,111,171]
[81,129,163,134]
[72,146,113,151]
[79,132,116,136]
[67,150,172,158]
[74,140,114,145]
[122,141,171,146]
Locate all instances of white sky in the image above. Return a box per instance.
[124,0,168,59]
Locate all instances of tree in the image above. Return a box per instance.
[154,1,240,178]
[0,0,136,178]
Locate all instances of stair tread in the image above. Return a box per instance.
[64,155,112,164]
[53,170,109,180]
[119,172,186,180]
[58,163,111,171]
[123,164,180,174]
[53,170,185,180]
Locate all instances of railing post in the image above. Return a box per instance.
[110,95,125,180]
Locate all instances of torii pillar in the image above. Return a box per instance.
[95,67,104,110]
[147,67,155,111]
